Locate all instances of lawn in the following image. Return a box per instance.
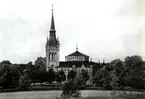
[0,91,61,99]
[0,90,144,99]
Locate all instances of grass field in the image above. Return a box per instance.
[0,90,144,99]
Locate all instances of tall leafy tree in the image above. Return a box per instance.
[92,68,104,87]
[75,71,85,89]
[80,69,90,85]
[0,61,20,88]
[110,59,125,86]
[34,57,46,72]
[102,66,111,89]
[25,61,36,77]
[124,55,145,87]
[109,70,119,89]
[93,66,111,89]
[74,69,90,89]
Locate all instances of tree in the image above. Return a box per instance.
[30,70,39,86]
[25,61,36,77]
[75,71,86,89]
[19,73,31,88]
[102,66,111,89]
[68,70,76,80]
[61,79,80,98]
[93,66,111,89]
[124,55,145,88]
[0,60,11,65]
[128,70,145,89]
[92,68,104,87]
[37,71,48,85]
[109,70,119,89]
[55,70,65,85]
[9,65,21,87]
[73,69,90,89]
[81,69,90,85]
[0,71,12,88]
[125,55,143,71]
[0,61,20,88]
[47,68,55,85]
[0,60,11,77]
[111,59,124,76]
[34,57,46,72]
[110,59,125,86]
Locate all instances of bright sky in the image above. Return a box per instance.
[0,0,145,64]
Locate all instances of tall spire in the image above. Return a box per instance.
[47,4,59,46]
[50,4,55,31]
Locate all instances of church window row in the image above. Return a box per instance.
[66,56,84,61]
[49,52,57,61]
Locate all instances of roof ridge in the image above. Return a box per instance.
[66,50,89,57]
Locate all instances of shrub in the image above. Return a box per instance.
[75,76,85,89]
[19,74,31,88]
[61,80,81,98]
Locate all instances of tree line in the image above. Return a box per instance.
[0,57,58,88]
[93,55,145,90]
[0,57,89,89]
[0,55,145,90]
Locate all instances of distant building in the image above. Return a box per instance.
[46,6,60,72]
[45,5,103,83]
[65,48,89,62]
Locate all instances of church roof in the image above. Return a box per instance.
[66,51,89,57]
[58,61,99,68]
[47,37,59,46]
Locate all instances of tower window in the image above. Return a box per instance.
[52,53,54,61]
[54,52,56,61]
[49,53,51,61]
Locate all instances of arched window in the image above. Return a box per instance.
[52,53,54,61]
[49,53,51,61]
[54,52,56,61]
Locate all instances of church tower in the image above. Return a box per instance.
[46,5,60,72]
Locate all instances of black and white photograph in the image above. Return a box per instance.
[0,0,145,99]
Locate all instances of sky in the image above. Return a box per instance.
[0,0,145,64]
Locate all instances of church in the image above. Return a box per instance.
[45,5,102,81]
